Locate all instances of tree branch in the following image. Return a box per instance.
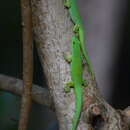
[0,74,53,108]
[31,0,130,129]
[18,0,33,129]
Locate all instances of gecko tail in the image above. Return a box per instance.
[72,109,81,130]
[72,86,83,130]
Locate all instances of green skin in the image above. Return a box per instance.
[64,0,94,80]
[64,0,95,129]
[65,36,83,130]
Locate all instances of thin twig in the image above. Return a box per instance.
[18,0,33,129]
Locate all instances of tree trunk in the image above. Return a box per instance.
[31,0,130,129]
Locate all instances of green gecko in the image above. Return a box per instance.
[64,0,95,80]
[65,36,84,130]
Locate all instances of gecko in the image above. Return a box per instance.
[64,0,95,80]
[65,36,84,130]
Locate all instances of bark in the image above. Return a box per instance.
[29,0,130,129]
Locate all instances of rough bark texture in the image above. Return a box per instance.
[30,0,130,129]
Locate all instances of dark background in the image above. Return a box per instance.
[0,0,129,129]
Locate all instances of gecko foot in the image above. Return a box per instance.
[64,81,74,93]
[73,24,80,33]
[64,0,71,8]
[82,80,88,87]
[64,52,72,63]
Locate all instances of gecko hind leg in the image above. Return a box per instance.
[73,24,80,33]
[82,80,88,88]
[64,81,74,93]
[64,53,72,63]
